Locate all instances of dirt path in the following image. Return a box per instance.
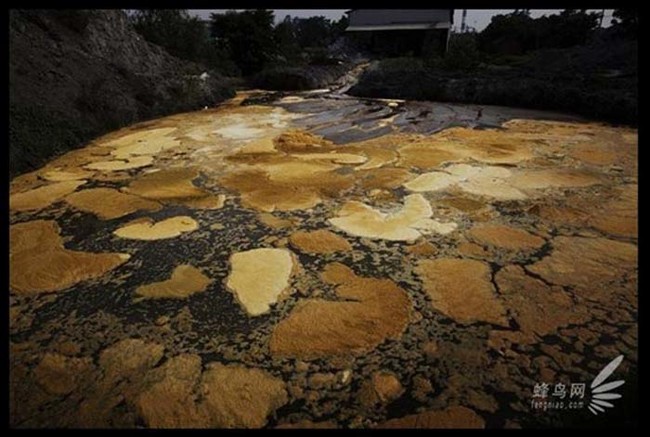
[10,91,638,428]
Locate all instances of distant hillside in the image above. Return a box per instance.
[9,10,235,176]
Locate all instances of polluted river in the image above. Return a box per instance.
[9,88,638,428]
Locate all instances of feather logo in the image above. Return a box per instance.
[588,355,625,415]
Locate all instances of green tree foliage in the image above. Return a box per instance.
[442,32,481,70]
[479,9,599,55]
[130,9,349,76]
[294,16,333,48]
[210,9,276,75]
[274,15,301,62]
[332,15,349,36]
[478,10,536,55]
[611,9,638,38]
[131,10,207,62]
[130,9,237,75]
[536,10,599,48]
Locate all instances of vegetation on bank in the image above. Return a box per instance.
[129,9,350,81]
[349,9,637,125]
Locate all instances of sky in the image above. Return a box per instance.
[188,9,615,31]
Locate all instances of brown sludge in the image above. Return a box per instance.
[124,167,225,209]
[289,229,352,254]
[10,220,129,294]
[415,258,508,326]
[269,263,411,359]
[377,406,485,428]
[135,265,212,300]
[65,188,162,219]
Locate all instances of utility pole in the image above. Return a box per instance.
[461,9,467,33]
[599,9,605,27]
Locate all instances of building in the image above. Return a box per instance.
[345,9,454,56]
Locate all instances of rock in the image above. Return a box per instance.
[377,405,485,428]
[414,258,508,326]
[225,248,297,316]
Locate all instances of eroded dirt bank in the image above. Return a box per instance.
[9,10,234,178]
[10,91,637,428]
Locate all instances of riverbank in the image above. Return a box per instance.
[348,40,637,126]
[9,10,235,177]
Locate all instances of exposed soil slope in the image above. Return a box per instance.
[9,9,235,176]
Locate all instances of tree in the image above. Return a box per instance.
[479,9,599,55]
[293,16,333,49]
[130,9,238,75]
[478,10,537,54]
[211,9,276,75]
[332,15,349,36]
[130,10,206,62]
[612,9,638,38]
[537,9,599,48]
[274,15,301,62]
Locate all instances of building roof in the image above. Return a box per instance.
[346,9,453,32]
